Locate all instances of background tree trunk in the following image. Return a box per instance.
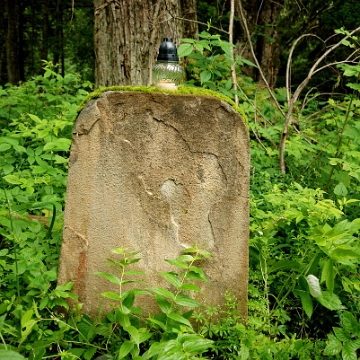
[0,0,7,84]
[94,0,189,87]
[41,0,50,65]
[235,0,284,88]
[6,0,22,84]
[53,0,65,76]
[181,0,198,39]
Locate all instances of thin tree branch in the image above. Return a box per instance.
[164,0,228,35]
[237,0,285,117]
[280,26,360,174]
[229,0,238,106]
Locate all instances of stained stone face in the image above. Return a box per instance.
[57,91,250,318]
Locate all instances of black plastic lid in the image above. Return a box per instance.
[157,37,179,62]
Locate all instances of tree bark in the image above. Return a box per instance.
[6,0,22,84]
[41,0,50,65]
[235,0,284,88]
[181,0,198,39]
[94,0,186,87]
[0,0,7,84]
[53,0,64,76]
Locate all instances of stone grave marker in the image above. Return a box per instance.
[57,90,249,318]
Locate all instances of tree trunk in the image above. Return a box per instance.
[0,0,7,84]
[235,0,284,88]
[41,0,50,65]
[94,0,186,87]
[6,0,21,84]
[181,0,198,39]
[53,0,64,76]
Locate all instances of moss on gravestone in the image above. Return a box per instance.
[76,86,248,126]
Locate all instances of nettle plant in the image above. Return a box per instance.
[94,247,214,360]
[178,30,256,97]
[0,63,92,358]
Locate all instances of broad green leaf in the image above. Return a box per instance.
[0,314,5,332]
[329,247,360,264]
[68,348,85,357]
[156,295,172,314]
[143,342,166,359]
[56,282,74,291]
[0,143,11,152]
[124,270,145,276]
[240,57,258,68]
[166,259,189,269]
[178,43,193,57]
[124,325,140,344]
[179,283,201,292]
[334,182,348,196]
[122,291,135,310]
[0,350,26,360]
[146,317,166,331]
[341,311,358,334]
[317,291,345,310]
[182,336,213,354]
[116,309,131,327]
[95,323,112,337]
[343,68,358,77]
[185,271,206,282]
[167,312,192,326]
[21,309,34,328]
[342,341,359,360]
[333,327,350,342]
[176,254,194,262]
[150,287,175,300]
[3,174,22,185]
[83,347,97,360]
[100,292,122,301]
[347,82,360,91]
[200,70,212,84]
[293,290,313,318]
[175,294,200,308]
[323,334,342,356]
[118,340,134,359]
[2,164,14,175]
[159,272,181,288]
[27,113,42,123]
[20,309,37,344]
[321,258,335,293]
[43,138,71,151]
[138,329,152,344]
[94,272,121,285]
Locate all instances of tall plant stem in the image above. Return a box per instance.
[324,90,356,190]
[280,27,360,174]
[3,186,21,303]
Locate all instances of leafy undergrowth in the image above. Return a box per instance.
[0,61,360,359]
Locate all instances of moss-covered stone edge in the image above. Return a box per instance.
[76,85,248,127]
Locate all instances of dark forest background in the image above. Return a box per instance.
[1,0,360,88]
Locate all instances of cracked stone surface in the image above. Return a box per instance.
[58,91,250,318]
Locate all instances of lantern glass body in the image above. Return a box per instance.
[152,60,183,87]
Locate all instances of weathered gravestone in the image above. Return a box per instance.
[57,90,249,318]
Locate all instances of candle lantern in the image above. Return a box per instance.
[153,37,183,90]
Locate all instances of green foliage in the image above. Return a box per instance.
[1,48,360,359]
[178,31,256,96]
[324,311,360,360]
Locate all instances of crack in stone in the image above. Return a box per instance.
[152,116,228,185]
[207,210,215,249]
[64,226,89,247]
